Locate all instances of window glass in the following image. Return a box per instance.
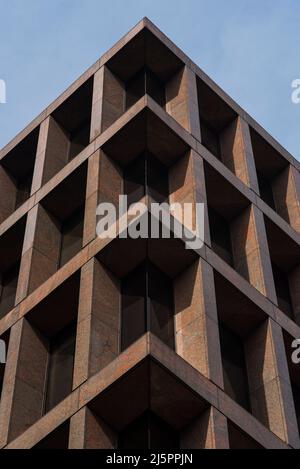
[44,323,76,413]
[148,263,174,349]
[219,321,251,411]
[0,262,20,319]
[118,411,178,449]
[121,263,147,351]
[272,262,293,319]
[208,207,233,266]
[121,262,175,351]
[59,207,84,267]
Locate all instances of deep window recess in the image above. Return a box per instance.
[271,262,293,320]
[0,262,20,320]
[59,206,84,267]
[208,207,233,266]
[124,151,169,206]
[121,261,174,351]
[257,172,276,211]
[118,411,179,449]
[44,323,76,413]
[219,321,251,411]
[125,67,165,110]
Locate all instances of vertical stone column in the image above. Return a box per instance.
[169,150,210,247]
[272,164,300,232]
[220,116,259,192]
[72,257,120,390]
[69,407,117,449]
[15,203,61,303]
[245,317,300,447]
[82,150,100,247]
[82,149,123,248]
[90,66,124,141]
[181,407,229,449]
[31,117,51,195]
[166,65,201,140]
[41,116,70,185]
[231,204,277,303]
[0,320,23,447]
[174,258,223,388]
[0,318,48,444]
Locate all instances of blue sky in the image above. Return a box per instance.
[0,0,300,160]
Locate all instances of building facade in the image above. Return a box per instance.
[0,18,299,449]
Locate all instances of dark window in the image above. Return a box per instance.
[44,323,76,413]
[257,172,275,210]
[121,262,174,351]
[124,154,146,207]
[118,411,179,449]
[200,121,221,160]
[148,263,175,349]
[147,154,169,203]
[121,263,147,351]
[68,119,91,161]
[59,207,84,267]
[291,382,300,433]
[271,262,293,319]
[34,422,70,449]
[208,207,233,266]
[124,152,169,206]
[0,262,20,319]
[15,174,33,209]
[125,67,165,110]
[219,322,251,411]
[228,422,263,449]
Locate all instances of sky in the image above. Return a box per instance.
[0,0,300,160]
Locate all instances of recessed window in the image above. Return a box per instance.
[44,322,76,414]
[0,216,26,319]
[0,262,20,319]
[34,422,70,449]
[228,421,263,449]
[126,67,165,110]
[124,151,169,206]
[265,217,300,322]
[197,77,237,163]
[0,127,39,222]
[118,411,179,449]
[121,261,174,351]
[208,207,233,266]
[42,79,93,184]
[59,206,85,267]
[219,321,251,411]
[271,262,293,319]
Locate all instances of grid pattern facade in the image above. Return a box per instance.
[0,18,299,449]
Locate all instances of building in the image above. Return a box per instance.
[0,18,299,450]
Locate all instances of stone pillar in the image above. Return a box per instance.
[174,258,223,388]
[273,164,300,232]
[72,257,120,390]
[166,65,201,140]
[169,150,210,247]
[1,318,48,443]
[231,204,277,303]
[69,406,117,449]
[181,407,229,449]
[90,66,124,141]
[15,203,61,303]
[41,116,70,185]
[31,117,51,195]
[220,116,259,192]
[245,317,300,447]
